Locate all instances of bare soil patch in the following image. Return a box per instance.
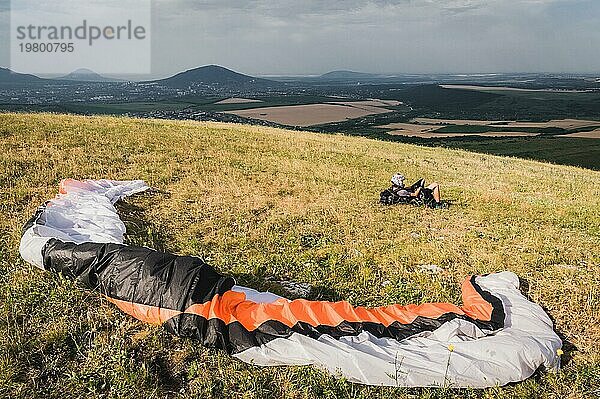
[560,129,600,138]
[386,130,537,138]
[379,121,538,138]
[226,103,391,126]
[411,118,600,130]
[328,99,402,108]
[412,118,507,126]
[380,123,442,135]
[215,97,263,104]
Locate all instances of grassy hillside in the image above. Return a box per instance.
[0,113,599,398]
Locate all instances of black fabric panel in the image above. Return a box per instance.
[41,239,505,355]
[166,314,310,354]
[22,202,48,234]
[42,239,234,312]
[408,179,425,191]
[165,314,266,353]
[469,275,506,330]
[165,311,499,355]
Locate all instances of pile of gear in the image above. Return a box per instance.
[380,173,444,208]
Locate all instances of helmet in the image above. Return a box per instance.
[391,173,405,186]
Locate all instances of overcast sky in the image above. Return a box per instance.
[1,0,599,78]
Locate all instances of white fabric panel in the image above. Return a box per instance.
[19,179,149,269]
[234,272,562,388]
[19,228,52,269]
[231,285,285,304]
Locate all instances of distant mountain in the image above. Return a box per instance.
[154,65,277,88]
[318,70,384,81]
[59,68,122,82]
[0,67,43,84]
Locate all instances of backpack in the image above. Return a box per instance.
[379,188,406,205]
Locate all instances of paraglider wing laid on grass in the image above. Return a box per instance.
[19,179,562,388]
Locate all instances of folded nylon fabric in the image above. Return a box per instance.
[19,179,562,387]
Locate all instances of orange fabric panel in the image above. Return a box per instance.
[183,281,485,332]
[460,278,494,321]
[105,296,182,325]
[104,276,494,330]
[58,178,76,194]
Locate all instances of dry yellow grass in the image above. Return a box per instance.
[0,113,599,398]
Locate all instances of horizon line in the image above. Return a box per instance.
[3,64,600,80]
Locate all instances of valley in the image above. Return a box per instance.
[1,65,600,170]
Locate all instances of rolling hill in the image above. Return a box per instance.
[154,65,278,88]
[0,113,598,398]
[0,67,43,84]
[58,68,122,82]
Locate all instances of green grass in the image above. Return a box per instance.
[1,113,599,398]
[0,102,199,116]
[4,94,357,116]
[392,85,600,121]
[60,102,197,114]
[436,136,600,171]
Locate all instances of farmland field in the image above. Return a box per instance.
[374,118,600,138]
[411,118,600,130]
[214,97,264,104]
[561,129,600,138]
[226,102,393,126]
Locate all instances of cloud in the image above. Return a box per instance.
[1,0,599,74]
[146,0,600,75]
